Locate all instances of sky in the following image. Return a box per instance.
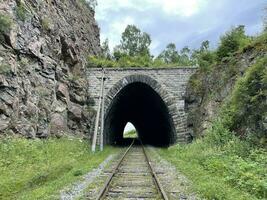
[95,0,266,55]
[124,122,135,133]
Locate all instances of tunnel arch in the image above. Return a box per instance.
[103,74,178,147]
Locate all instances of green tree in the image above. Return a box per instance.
[101,38,111,59]
[200,40,210,51]
[119,25,152,57]
[112,45,126,61]
[180,46,192,65]
[192,40,215,71]
[216,25,250,61]
[157,43,180,64]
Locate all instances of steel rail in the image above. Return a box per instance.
[141,142,169,200]
[96,139,168,200]
[96,139,135,200]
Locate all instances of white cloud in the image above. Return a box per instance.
[95,0,264,55]
[100,16,135,50]
[150,39,161,54]
[159,0,204,17]
[96,0,205,50]
[96,0,205,19]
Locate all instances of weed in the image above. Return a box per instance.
[16,3,28,21]
[0,14,12,43]
[0,64,11,75]
[41,17,51,31]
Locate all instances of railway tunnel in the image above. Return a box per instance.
[104,79,176,147]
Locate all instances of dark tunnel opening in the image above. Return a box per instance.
[104,82,176,147]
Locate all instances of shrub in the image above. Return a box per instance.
[197,51,216,72]
[0,14,12,43]
[205,119,234,146]
[41,17,51,31]
[217,25,251,61]
[79,0,97,10]
[0,64,11,75]
[220,57,267,142]
[0,14,12,33]
[16,3,28,21]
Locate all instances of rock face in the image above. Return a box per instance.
[185,44,267,138]
[0,0,101,138]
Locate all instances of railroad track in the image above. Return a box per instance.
[96,139,168,200]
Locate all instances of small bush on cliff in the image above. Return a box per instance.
[15,2,28,21]
[0,64,11,75]
[217,25,251,61]
[191,40,216,72]
[0,14,12,33]
[79,0,97,10]
[0,14,12,43]
[41,17,52,31]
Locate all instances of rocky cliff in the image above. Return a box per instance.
[0,0,101,138]
[185,36,267,139]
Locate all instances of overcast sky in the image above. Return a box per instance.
[95,0,266,55]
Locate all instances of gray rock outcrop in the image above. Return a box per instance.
[0,0,101,138]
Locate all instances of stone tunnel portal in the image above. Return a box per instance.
[104,81,176,147]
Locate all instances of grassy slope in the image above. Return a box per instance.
[158,137,267,200]
[0,137,118,199]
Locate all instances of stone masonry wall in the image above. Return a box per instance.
[87,67,197,143]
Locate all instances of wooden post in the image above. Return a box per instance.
[100,69,105,151]
[92,69,105,152]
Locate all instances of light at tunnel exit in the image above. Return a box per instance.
[124,122,135,133]
[123,122,138,139]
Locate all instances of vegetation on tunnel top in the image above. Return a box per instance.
[86,22,265,69]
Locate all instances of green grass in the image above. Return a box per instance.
[123,130,138,138]
[158,123,267,200]
[0,136,118,199]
